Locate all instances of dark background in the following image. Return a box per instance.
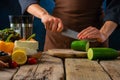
[0,0,120,50]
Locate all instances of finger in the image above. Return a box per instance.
[77,26,92,37]
[51,18,61,32]
[57,20,63,32]
[48,19,54,30]
[44,22,50,30]
[43,18,51,30]
[78,27,95,39]
[78,27,99,40]
[82,29,99,38]
[51,21,58,32]
[78,26,92,34]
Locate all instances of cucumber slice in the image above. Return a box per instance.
[71,40,89,51]
[87,48,119,60]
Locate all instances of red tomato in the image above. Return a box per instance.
[27,57,37,64]
[9,61,18,68]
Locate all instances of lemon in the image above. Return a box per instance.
[12,49,27,65]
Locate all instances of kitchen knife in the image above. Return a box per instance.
[61,28,97,42]
[61,28,78,39]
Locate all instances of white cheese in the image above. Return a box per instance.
[14,40,39,55]
[14,40,38,50]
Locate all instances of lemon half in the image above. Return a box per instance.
[12,49,27,65]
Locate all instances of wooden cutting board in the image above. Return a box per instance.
[46,49,87,58]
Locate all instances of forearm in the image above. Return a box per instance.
[18,0,39,14]
[27,4,49,19]
[26,3,63,32]
[100,21,117,39]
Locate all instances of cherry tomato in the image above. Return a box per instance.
[9,61,18,68]
[27,57,37,64]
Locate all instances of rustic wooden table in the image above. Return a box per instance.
[0,53,120,80]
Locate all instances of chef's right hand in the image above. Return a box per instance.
[41,14,64,32]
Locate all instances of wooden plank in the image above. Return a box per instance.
[13,54,64,80]
[100,58,120,80]
[65,59,111,80]
[0,68,18,80]
[34,54,64,80]
[13,64,38,79]
[47,49,87,58]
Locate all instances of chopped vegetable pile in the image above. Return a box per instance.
[0,28,21,42]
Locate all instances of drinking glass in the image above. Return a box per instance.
[9,15,22,36]
[21,15,34,39]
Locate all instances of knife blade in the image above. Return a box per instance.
[61,28,78,39]
[61,28,97,42]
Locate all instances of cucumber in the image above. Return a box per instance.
[71,40,89,51]
[87,48,119,60]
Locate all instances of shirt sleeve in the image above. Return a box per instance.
[18,0,39,14]
[104,0,120,25]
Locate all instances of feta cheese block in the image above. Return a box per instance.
[14,40,38,50]
[14,40,38,55]
[14,47,37,55]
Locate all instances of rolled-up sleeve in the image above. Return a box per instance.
[18,0,39,14]
[104,0,120,25]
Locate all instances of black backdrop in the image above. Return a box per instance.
[0,0,21,29]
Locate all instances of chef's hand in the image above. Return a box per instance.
[41,14,63,32]
[0,60,9,68]
[77,26,107,42]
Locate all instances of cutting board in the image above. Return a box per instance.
[46,49,87,58]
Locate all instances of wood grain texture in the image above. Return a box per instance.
[34,54,64,80]
[47,49,87,58]
[13,54,64,80]
[13,64,38,79]
[100,58,120,80]
[65,59,111,80]
[0,68,18,80]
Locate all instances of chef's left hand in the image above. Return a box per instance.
[77,26,107,42]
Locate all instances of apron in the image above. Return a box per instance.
[44,0,107,51]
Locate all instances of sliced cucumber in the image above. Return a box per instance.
[87,48,119,60]
[71,40,89,51]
